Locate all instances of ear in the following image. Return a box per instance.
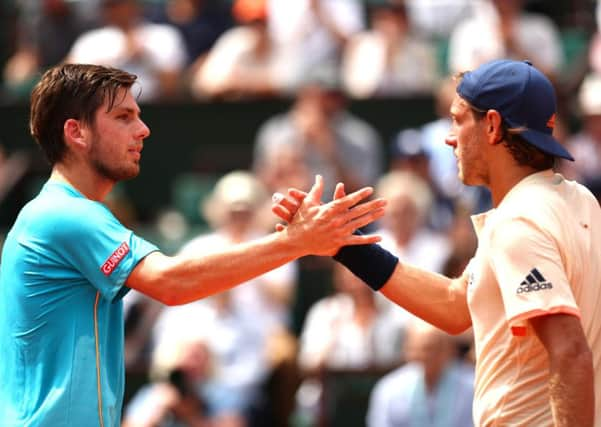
[485,110,504,145]
[63,118,90,152]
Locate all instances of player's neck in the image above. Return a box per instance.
[50,164,114,202]
[488,160,539,208]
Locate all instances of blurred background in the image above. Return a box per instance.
[1,0,600,426]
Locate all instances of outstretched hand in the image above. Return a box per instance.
[272,182,346,231]
[276,176,385,256]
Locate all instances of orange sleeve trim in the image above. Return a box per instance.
[94,292,105,427]
[508,306,581,337]
[511,326,527,336]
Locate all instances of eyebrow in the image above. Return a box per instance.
[113,107,141,115]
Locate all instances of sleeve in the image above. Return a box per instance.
[523,16,563,73]
[488,217,580,335]
[68,31,119,65]
[297,300,337,370]
[50,201,159,301]
[366,378,391,427]
[144,26,187,71]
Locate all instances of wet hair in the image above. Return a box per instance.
[29,63,137,165]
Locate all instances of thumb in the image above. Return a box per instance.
[306,175,324,204]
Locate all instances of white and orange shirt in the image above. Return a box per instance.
[466,170,601,426]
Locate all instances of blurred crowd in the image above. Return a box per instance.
[2,0,601,426]
[0,0,595,103]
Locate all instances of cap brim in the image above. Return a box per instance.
[517,128,574,161]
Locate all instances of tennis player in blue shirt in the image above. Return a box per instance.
[0,63,386,426]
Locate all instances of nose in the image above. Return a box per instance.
[136,118,151,140]
[445,134,457,147]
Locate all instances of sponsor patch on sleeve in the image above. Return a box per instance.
[101,242,130,276]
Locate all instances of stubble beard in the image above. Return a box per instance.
[89,134,140,182]
[93,157,139,182]
[457,133,486,187]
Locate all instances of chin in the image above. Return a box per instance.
[106,167,140,182]
[458,172,475,187]
[122,168,140,181]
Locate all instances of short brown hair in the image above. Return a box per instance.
[29,63,137,165]
[502,128,555,170]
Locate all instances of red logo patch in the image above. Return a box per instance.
[546,113,556,129]
[101,242,130,276]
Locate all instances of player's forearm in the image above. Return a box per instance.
[128,232,303,305]
[548,347,594,427]
[380,262,472,335]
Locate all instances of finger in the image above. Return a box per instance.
[343,233,383,246]
[271,204,293,223]
[278,194,301,216]
[287,188,307,203]
[330,186,374,211]
[344,206,386,233]
[333,182,346,200]
[272,192,285,204]
[306,175,324,204]
[343,198,387,222]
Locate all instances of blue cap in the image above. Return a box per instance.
[457,59,574,161]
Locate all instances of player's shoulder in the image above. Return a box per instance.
[23,182,118,236]
[39,184,111,218]
[501,173,578,219]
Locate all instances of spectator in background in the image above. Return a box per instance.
[366,318,474,427]
[375,170,451,273]
[341,0,438,98]
[298,262,408,373]
[256,144,312,201]
[404,0,475,40]
[266,0,365,89]
[155,171,299,425]
[293,262,410,425]
[254,143,313,231]
[388,128,455,231]
[3,0,97,98]
[0,144,30,208]
[122,331,213,427]
[588,0,601,76]
[191,0,296,99]
[148,0,233,67]
[560,72,601,189]
[149,291,272,426]
[0,143,31,253]
[66,0,187,102]
[253,72,383,196]
[182,171,298,335]
[447,0,563,79]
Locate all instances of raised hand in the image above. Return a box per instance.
[272,182,346,231]
[281,176,386,256]
[272,189,307,226]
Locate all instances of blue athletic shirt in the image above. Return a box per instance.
[0,180,158,426]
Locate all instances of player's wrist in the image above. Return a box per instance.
[274,225,311,260]
[333,230,399,291]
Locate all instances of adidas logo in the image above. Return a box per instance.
[516,268,553,294]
